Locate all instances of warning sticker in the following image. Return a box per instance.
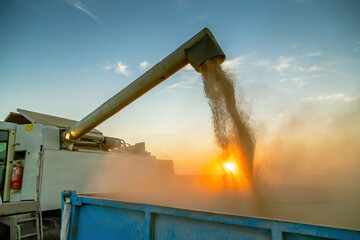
[25,124,34,132]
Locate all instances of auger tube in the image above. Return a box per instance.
[63,28,225,144]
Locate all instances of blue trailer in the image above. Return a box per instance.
[61,190,360,240]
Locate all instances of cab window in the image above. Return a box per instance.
[0,130,9,190]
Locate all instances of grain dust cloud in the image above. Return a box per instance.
[88,57,360,231]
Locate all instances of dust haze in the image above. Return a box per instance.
[87,63,360,230]
[255,102,360,187]
[252,101,360,229]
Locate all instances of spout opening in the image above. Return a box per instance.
[186,35,226,72]
[197,55,225,73]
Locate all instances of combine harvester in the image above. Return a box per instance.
[1,28,359,239]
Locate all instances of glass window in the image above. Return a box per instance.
[0,130,9,190]
[0,130,9,142]
[0,130,9,161]
[0,142,7,161]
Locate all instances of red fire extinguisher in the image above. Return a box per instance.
[10,164,23,189]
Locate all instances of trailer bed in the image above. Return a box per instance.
[61,190,360,240]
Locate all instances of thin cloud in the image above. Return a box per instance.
[251,59,272,68]
[291,44,299,49]
[139,61,150,70]
[222,56,246,71]
[166,81,198,89]
[153,89,167,96]
[355,40,360,52]
[66,0,109,31]
[302,52,322,57]
[291,77,306,88]
[307,93,360,102]
[154,77,200,96]
[252,56,299,74]
[281,74,321,88]
[251,57,293,73]
[275,56,294,72]
[103,64,113,71]
[280,77,306,88]
[115,61,129,76]
[189,11,209,24]
[177,0,186,6]
[308,65,321,72]
[197,12,208,21]
[249,55,325,78]
[167,82,183,89]
[167,80,199,90]
[297,67,306,72]
[66,0,97,20]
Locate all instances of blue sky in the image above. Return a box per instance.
[1,0,359,174]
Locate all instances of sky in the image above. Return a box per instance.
[0,0,359,176]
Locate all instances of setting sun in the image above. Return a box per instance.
[224,161,237,174]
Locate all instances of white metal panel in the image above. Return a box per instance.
[12,124,43,201]
[3,129,16,201]
[42,126,60,150]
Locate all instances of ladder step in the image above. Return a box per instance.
[17,217,37,223]
[21,232,38,238]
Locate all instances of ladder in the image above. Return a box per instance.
[0,211,41,240]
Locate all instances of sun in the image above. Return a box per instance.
[223,161,237,174]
